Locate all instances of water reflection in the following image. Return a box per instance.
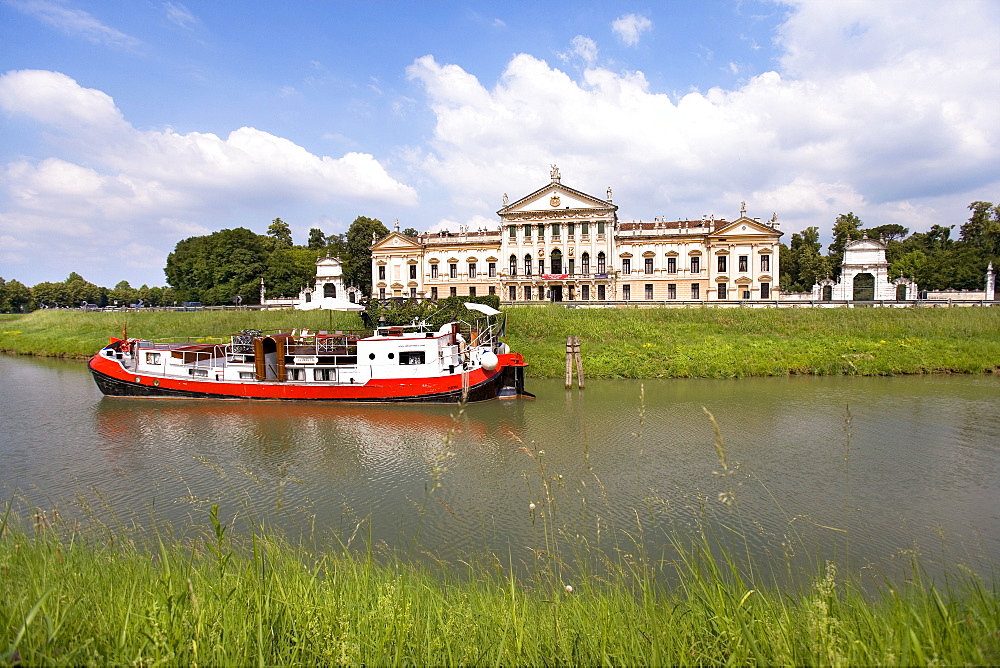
[2,354,998,581]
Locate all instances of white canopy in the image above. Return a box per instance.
[295,296,364,311]
[464,302,501,317]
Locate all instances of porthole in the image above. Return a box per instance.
[388,352,395,360]
[369,353,376,360]
[134,377,141,383]
[153,379,160,387]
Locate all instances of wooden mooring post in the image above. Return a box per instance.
[565,335,585,389]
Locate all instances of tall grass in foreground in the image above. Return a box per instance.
[4,399,1000,667]
[2,503,998,666]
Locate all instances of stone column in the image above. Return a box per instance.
[987,262,995,301]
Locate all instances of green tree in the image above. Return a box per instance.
[0,278,31,312]
[165,227,268,304]
[402,227,419,237]
[828,213,864,275]
[344,216,389,294]
[864,224,909,243]
[267,217,293,248]
[780,227,830,292]
[263,246,321,298]
[307,227,327,250]
[108,280,136,306]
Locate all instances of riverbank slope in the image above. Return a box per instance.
[2,306,999,378]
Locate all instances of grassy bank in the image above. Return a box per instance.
[2,505,997,666]
[2,305,1000,378]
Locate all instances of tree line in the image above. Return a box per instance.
[780,201,999,293]
[0,216,403,311]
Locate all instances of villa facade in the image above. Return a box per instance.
[371,167,783,304]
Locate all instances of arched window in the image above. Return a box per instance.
[524,254,532,276]
[550,249,563,274]
[324,283,336,298]
[509,254,517,276]
[581,252,590,275]
[597,252,606,273]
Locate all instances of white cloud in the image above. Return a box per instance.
[0,69,418,285]
[559,36,598,66]
[612,14,652,47]
[407,1,1000,242]
[164,2,199,31]
[8,0,140,50]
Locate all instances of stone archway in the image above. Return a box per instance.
[853,273,875,301]
[324,283,337,298]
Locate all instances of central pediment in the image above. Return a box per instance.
[500,182,616,216]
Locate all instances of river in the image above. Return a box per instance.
[2,354,998,581]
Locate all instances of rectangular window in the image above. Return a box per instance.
[378,265,386,280]
[622,284,631,300]
[468,262,476,278]
[742,289,751,300]
[509,285,517,301]
[598,284,606,300]
[568,286,575,300]
[410,287,417,298]
[287,368,305,381]
[525,257,532,276]
[718,284,728,299]
[645,258,654,274]
[568,258,575,275]
[489,286,496,296]
[691,257,700,274]
[537,224,544,239]
[739,255,748,272]
[597,221,605,235]
[568,223,575,237]
[622,259,631,274]
[761,255,770,272]
[761,282,770,299]
[525,286,532,300]
[509,226,516,238]
[552,223,560,237]
[239,371,256,380]
[449,287,457,297]
[188,368,208,377]
[718,256,727,273]
[598,254,606,273]
[469,286,476,296]
[431,264,438,279]
[582,256,590,274]
[409,264,417,280]
[379,288,386,299]
[538,259,545,275]
[524,224,532,237]
[581,222,589,235]
[691,283,700,299]
[488,262,496,277]
[449,263,457,278]
[582,284,590,300]
[667,257,677,273]
[668,283,676,299]
[145,352,161,364]
[399,351,425,365]
[314,368,335,381]
[430,287,438,300]
[645,284,654,300]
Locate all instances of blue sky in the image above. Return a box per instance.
[2,0,998,288]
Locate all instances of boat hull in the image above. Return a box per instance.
[89,354,530,403]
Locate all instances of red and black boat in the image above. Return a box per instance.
[89,303,532,403]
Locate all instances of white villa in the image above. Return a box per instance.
[371,167,784,304]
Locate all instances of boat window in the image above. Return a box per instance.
[145,352,161,364]
[314,368,335,381]
[188,368,208,377]
[399,351,425,365]
[388,352,395,360]
[287,368,305,381]
[239,371,255,379]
